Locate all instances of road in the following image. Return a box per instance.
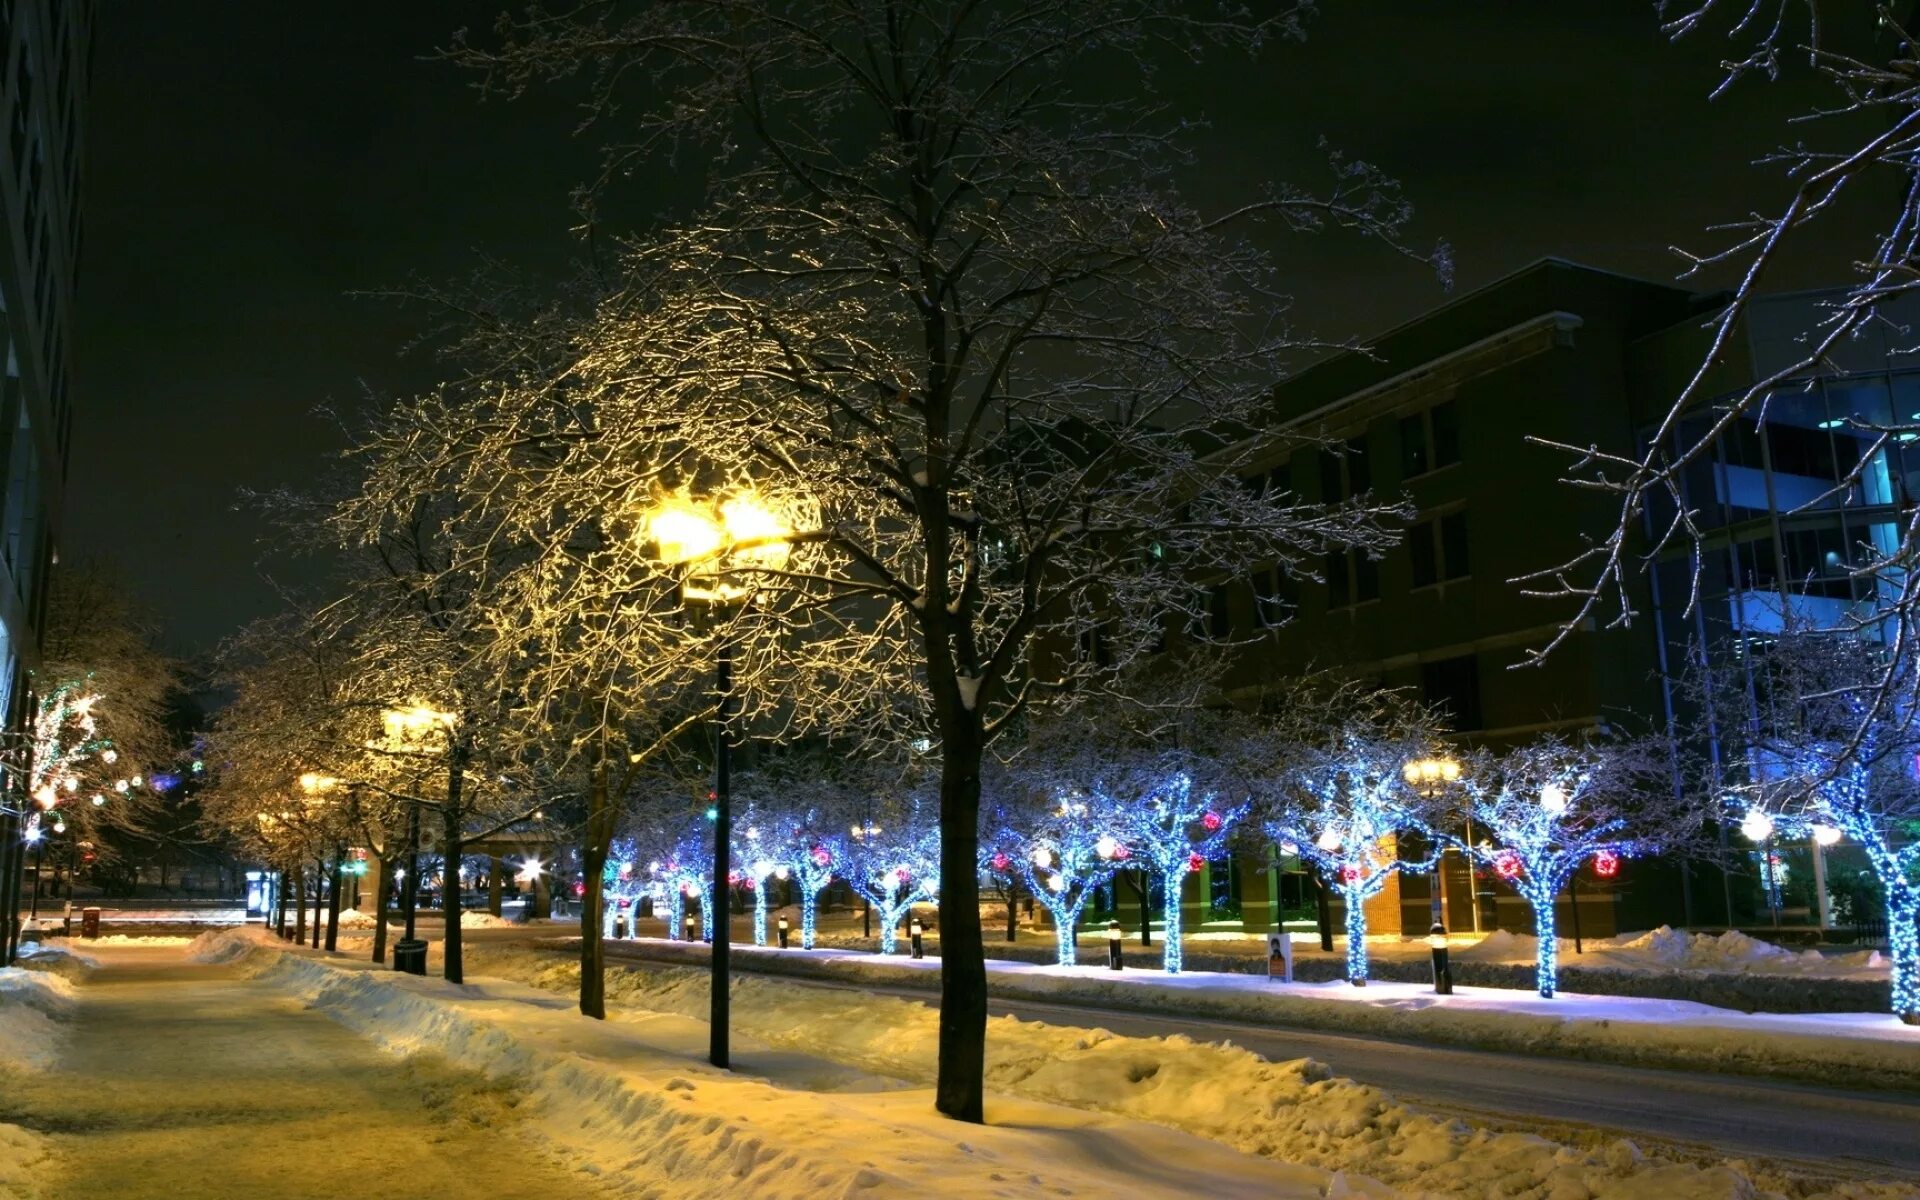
[1,946,610,1200]
[585,940,1920,1182]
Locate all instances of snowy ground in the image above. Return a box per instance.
[170,931,1920,1196]
[0,942,627,1200]
[592,936,1920,1091]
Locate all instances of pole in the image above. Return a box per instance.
[1463,814,1482,934]
[710,636,734,1070]
[1569,871,1584,955]
[1811,833,1833,931]
[63,836,77,937]
[27,839,42,921]
[0,812,19,963]
[402,800,421,943]
[325,846,343,952]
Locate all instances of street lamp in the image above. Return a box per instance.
[1403,755,1462,994]
[381,704,455,975]
[641,487,792,1071]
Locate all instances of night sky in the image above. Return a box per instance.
[72,4,1865,658]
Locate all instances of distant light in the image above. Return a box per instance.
[1740,810,1775,842]
[1817,418,1846,430]
[1812,824,1843,847]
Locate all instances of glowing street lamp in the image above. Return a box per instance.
[1402,754,1466,976]
[640,487,793,1072]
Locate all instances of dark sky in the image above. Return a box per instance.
[72,4,1866,658]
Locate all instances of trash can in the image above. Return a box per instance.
[80,907,101,939]
[392,938,429,976]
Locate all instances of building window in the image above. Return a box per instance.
[1319,437,1370,503]
[1208,583,1232,639]
[1078,621,1115,668]
[1408,510,1470,587]
[1420,654,1482,731]
[1399,401,1460,480]
[1326,549,1379,609]
[1243,463,1291,500]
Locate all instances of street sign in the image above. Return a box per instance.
[1267,927,1293,982]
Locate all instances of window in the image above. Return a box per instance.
[1399,401,1460,480]
[1319,437,1370,502]
[1242,463,1290,501]
[1408,510,1470,587]
[1420,655,1482,731]
[1208,583,1232,639]
[1326,549,1378,608]
[1078,622,1115,668]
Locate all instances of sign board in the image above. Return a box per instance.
[1267,927,1294,982]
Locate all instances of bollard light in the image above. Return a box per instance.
[684,912,698,942]
[1106,920,1123,971]
[909,916,925,959]
[1427,922,1453,995]
[777,914,791,949]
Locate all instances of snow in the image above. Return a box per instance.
[175,928,1918,1198]
[0,964,75,1072]
[198,929,1351,1198]
[599,937,1920,1090]
[455,911,524,928]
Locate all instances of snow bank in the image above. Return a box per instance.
[192,929,1345,1199]
[455,912,522,928]
[0,965,75,1073]
[468,946,1904,1200]
[0,1120,52,1200]
[601,938,1920,1092]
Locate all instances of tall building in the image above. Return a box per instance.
[0,0,88,717]
[1183,258,1908,939]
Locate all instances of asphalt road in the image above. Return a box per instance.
[577,939,1920,1183]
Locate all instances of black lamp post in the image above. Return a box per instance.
[1403,755,1462,996]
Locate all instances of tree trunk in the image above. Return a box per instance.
[1342,886,1368,984]
[1004,881,1018,943]
[934,719,986,1124]
[310,859,324,949]
[1314,875,1334,952]
[580,760,612,1020]
[370,854,392,964]
[1532,894,1558,999]
[1161,868,1186,974]
[290,864,305,945]
[441,792,465,985]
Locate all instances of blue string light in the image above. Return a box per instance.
[1116,774,1249,974]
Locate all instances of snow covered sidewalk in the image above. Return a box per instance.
[602,936,1920,1089]
[194,929,1380,1198]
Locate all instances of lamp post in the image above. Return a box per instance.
[642,488,792,1071]
[1403,755,1462,995]
[382,705,455,976]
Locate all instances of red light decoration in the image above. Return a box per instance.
[1494,851,1523,880]
[1592,849,1620,878]
[894,866,912,884]
[1201,811,1223,832]
[1339,864,1362,884]
[1187,852,1206,873]
[811,846,831,867]
[1114,844,1131,862]
[990,851,1010,872]
[573,882,586,897]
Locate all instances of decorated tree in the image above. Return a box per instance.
[1716,633,1920,1023]
[840,787,942,955]
[1264,725,1441,985]
[446,0,1441,1122]
[1455,736,1677,998]
[1111,772,1248,975]
[734,767,850,949]
[991,782,1131,967]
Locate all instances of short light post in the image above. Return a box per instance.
[777,914,790,949]
[909,915,924,959]
[1403,755,1463,996]
[1427,922,1453,994]
[1106,920,1123,971]
[684,911,699,942]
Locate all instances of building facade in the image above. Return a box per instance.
[1168,259,1904,941]
[0,0,86,716]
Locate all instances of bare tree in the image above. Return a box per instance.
[447,0,1443,1122]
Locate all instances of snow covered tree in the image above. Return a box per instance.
[1264,725,1441,985]
[734,765,851,949]
[449,1,1443,1122]
[1455,736,1677,998]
